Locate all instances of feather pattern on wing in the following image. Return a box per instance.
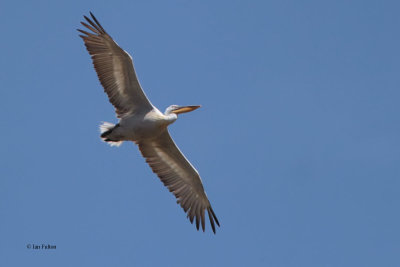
[78,12,153,117]
[138,130,220,233]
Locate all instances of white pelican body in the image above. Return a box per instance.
[78,13,219,233]
[104,108,171,143]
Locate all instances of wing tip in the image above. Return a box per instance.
[185,206,219,234]
[79,12,107,36]
[209,206,220,227]
[207,206,220,234]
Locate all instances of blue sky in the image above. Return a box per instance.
[1,0,399,266]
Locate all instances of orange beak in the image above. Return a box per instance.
[171,105,201,114]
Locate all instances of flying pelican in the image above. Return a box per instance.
[78,13,220,233]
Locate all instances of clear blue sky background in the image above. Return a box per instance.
[1,0,399,266]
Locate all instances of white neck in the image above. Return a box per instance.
[163,112,178,125]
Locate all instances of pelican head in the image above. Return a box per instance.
[165,105,201,115]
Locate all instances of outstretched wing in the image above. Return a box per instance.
[138,130,220,233]
[78,12,153,117]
